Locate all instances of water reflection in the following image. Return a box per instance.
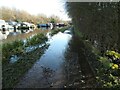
[40,27,52,30]
[39,26,65,30]
[9,32,21,36]
[9,43,49,63]
[10,55,20,63]
[64,30,72,35]
[16,29,72,88]
[39,32,72,70]
[1,30,48,44]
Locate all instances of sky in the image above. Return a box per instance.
[0,0,71,21]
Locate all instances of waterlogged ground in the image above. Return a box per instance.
[16,30,72,88]
[15,28,95,88]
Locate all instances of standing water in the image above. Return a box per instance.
[16,29,72,88]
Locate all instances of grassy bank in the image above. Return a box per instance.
[2,33,48,88]
[84,40,120,88]
[74,29,120,88]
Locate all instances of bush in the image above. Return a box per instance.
[26,33,48,46]
[2,40,24,63]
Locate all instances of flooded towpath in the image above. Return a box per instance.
[16,29,72,88]
[15,28,95,88]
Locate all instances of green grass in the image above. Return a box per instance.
[73,29,120,88]
[96,51,120,88]
[26,33,48,46]
[82,37,120,88]
[2,40,24,64]
[2,44,49,88]
[2,33,48,63]
[2,33,49,88]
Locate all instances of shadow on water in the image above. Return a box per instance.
[63,35,96,88]
[16,29,72,88]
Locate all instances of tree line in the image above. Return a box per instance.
[0,6,64,24]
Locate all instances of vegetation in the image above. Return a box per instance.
[66,2,120,88]
[66,2,120,52]
[0,7,68,24]
[2,40,24,63]
[50,26,71,36]
[2,33,49,88]
[2,24,72,88]
[2,44,49,88]
[97,50,120,88]
[25,33,48,46]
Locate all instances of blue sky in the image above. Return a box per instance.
[0,0,71,21]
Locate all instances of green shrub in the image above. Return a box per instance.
[2,40,24,63]
[26,33,48,46]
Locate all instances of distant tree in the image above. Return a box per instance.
[0,6,64,25]
[49,15,61,23]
